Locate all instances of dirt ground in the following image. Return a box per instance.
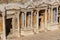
[7,29,60,40]
[20,30,60,40]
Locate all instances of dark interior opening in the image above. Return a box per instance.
[5,18,12,37]
[39,18,41,28]
[39,10,45,16]
[26,12,31,27]
[58,6,60,23]
[27,12,31,16]
[58,17,59,23]
[38,10,45,29]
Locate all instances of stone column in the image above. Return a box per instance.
[2,13,6,40]
[45,9,47,32]
[25,12,26,30]
[17,11,20,37]
[51,7,54,23]
[37,10,39,33]
[31,11,33,29]
[22,13,25,29]
[31,11,34,33]
[57,6,58,23]
[48,8,51,23]
[12,17,15,35]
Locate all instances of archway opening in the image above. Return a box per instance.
[5,18,12,37]
[38,10,45,29]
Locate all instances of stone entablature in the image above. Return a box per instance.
[0,0,59,4]
[0,0,60,40]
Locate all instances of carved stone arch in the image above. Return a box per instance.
[26,4,34,9]
[53,2,59,6]
[38,2,48,7]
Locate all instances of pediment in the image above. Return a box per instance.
[38,2,48,7]
[52,2,59,5]
[26,4,34,9]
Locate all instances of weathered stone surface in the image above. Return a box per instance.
[6,29,60,40]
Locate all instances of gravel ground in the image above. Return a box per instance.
[7,29,60,40]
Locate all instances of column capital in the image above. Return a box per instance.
[24,11,27,14]
[2,12,5,17]
[37,10,39,12]
[31,11,33,13]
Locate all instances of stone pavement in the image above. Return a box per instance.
[7,29,60,40]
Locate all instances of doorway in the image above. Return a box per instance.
[39,18,41,28]
[5,18,12,37]
[26,12,31,29]
[38,10,45,29]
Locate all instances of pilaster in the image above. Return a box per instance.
[51,7,54,23]
[31,11,33,29]
[17,11,20,37]
[12,17,15,35]
[31,11,34,33]
[2,12,6,40]
[45,9,48,32]
[36,10,39,33]
[47,7,51,27]
[25,12,27,30]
